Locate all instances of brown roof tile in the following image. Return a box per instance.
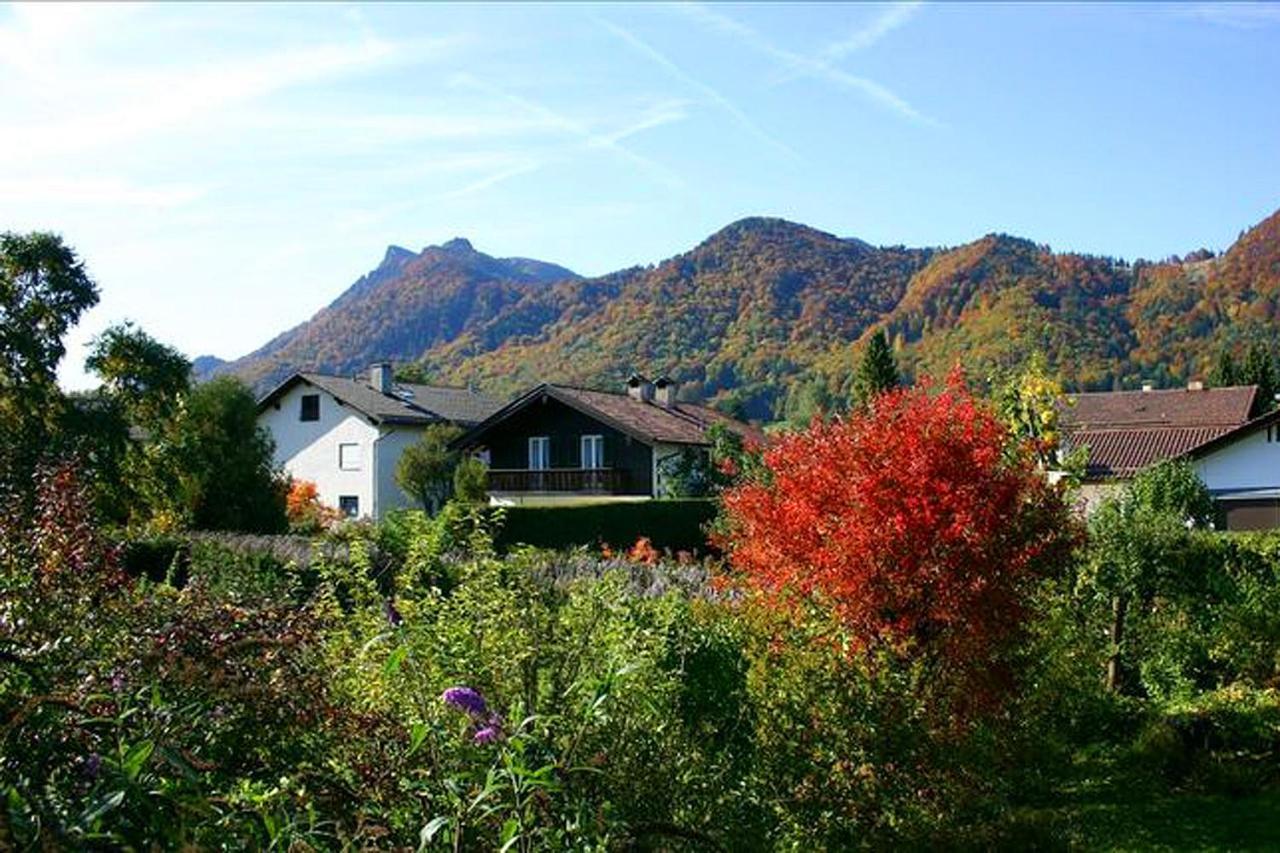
[1062,385,1256,430]
[548,385,763,445]
[458,382,762,449]
[1060,385,1257,480]
[1065,427,1237,480]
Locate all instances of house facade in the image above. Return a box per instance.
[1060,382,1280,529]
[453,374,761,506]
[257,364,502,519]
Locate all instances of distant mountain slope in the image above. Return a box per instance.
[869,234,1138,389]
[419,218,933,414]
[216,239,578,390]
[218,207,1280,420]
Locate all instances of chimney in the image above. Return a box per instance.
[654,375,678,407]
[1187,380,1204,391]
[370,362,393,393]
[626,372,654,403]
[1141,381,1154,392]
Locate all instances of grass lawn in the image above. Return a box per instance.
[999,751,1280,851]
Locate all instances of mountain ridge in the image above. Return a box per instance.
[207,208,1280,420]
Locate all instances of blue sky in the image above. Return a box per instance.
[2,2,1277,388]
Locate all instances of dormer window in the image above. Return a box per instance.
[300,394,320,422]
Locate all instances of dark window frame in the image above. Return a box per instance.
[300,394,320,422]
[339,495,359,517]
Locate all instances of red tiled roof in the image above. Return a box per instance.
[1060,385,1257,480]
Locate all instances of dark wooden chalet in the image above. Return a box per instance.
[453,375,761,502]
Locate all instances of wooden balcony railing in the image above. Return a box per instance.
[487,468,627,494]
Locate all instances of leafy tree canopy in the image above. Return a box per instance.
[397,424,465,513]
[86,321,191,428]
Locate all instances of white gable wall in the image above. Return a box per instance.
[260,383,380,517]
[1193,425,1280,494]
[373,425,426,516]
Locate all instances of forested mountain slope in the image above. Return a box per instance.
[214,239,579,390]
[214,208,1280,419]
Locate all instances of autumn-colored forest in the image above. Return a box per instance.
[217,207,1280,419]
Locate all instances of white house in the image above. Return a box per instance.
[256,364,503,519]
[1060,382,1280,530]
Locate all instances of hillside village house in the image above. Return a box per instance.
[257,364,502,519]
[453,374,762,506]
[1060,382,1280,530]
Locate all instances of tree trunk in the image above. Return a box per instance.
[1106,593,1128,693]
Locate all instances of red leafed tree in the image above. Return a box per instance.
[719,374,1075,704]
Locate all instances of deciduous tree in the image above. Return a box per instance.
[397,424,464,513]
[720,374,1074,707]
[0,232,98,500]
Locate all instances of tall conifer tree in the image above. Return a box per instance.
[851,329,900,409]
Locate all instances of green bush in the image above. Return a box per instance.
[493,499,718,554]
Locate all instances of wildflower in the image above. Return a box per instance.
[472,725,501,745]
[83,753,101,780]
[442,686,487,718]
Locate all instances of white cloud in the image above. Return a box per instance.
[0,176,206,207]
[1177,3,1280,29]
[594,16,801,162]
[451,73,687,189]
[671,2,935,126]
[818,2,923,62]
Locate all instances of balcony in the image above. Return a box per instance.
[487,467,627,494]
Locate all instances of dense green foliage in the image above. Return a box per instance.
[7,429,1280,849]
[0,232,99,505]
[493,499,718,554]
[395,424,466,513]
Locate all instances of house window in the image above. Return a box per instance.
[300,394,320,422]
[338,495,359,517]
[528,436,550,470]
[581,434,604,469]
[338,443,362,471]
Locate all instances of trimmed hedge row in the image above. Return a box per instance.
[493,499,719,554]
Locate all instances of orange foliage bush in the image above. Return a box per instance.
[719,374,1076,705]
[285,479,340,532]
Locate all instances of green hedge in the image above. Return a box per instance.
[493,499,719,554]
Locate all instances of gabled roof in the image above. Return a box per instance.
[455,382,764,449]
[257,372,503,427]
[1060,385,1257,480]
[1186,405,1280,460]
[1062,386,1256,430]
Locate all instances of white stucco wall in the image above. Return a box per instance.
[373,425,426,516]
[1193,425,1280,495]
[259,383,380,518]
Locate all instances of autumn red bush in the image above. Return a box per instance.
[285,479,339,532]
[719,374,1076,706]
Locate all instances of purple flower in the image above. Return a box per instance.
[472,725,501,745]
[383,598,403,627]
[83,753,101,780]
[442,686,487,718]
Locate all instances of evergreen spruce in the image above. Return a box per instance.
[1243,342,1277,415]
[1209,347,1238,388]
[851,329,900,409]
